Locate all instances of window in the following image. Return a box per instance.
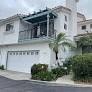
[31,52,34,55]
[65,15,67,22]
[35,51,39,55]
[16,52,18,55]
[23,52,26,55]
[81,25,86,30]
[27,51,30,55]
[19,52,22,55]
[6,23,14,31]
[9,52,12,55]
[90,24,92,29]
[13,52,15,55]
[64,24,67,30]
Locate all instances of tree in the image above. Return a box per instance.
[78,36,92,47]
[49,33,75,66]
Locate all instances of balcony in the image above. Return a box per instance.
[18,8,57,43]
[18,20,56,43]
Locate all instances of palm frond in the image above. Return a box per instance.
[56,33,65,42]
[61,41,76,49]
[49,32,76,55]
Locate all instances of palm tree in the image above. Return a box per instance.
[49,33,75,66]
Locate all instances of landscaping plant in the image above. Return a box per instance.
[71,53,92,83]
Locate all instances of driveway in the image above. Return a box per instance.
[0,70,30,80]
[0,76,92,92]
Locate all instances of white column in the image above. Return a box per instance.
[47,14,50,37]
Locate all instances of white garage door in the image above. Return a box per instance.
[7,50,39,73]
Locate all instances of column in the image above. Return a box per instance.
[47,14,50,37]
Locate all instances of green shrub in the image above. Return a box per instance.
[31,64,70,81]
[51,67,67,78]
[71,53,92,82]
[31,64,48,75]
[32,71,57,81]
[0,65,4,70]
[63,58,72,74]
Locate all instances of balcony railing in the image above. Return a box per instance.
[18,29,55,42]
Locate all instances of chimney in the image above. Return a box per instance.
[66,0,79,37]
[66,0,79,11]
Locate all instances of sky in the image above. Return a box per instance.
[0,0,92,19]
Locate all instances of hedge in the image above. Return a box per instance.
[71,53,92,82]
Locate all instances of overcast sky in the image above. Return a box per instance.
[0,0,92,19]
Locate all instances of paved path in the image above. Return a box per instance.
[0,70,30,80]
[0,76,92,92]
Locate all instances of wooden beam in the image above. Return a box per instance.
[23,10,57,21]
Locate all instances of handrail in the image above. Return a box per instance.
[18,29,56,41]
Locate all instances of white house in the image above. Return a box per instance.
[0,0,91,73]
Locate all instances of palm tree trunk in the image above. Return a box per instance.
[55,52,60,67]
[56,51,58,60]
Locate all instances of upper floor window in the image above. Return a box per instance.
[81,25,86,30]
[6,23,14,32]
[90,24,92,29]
[64,24,67,30]
[65,15,67,22]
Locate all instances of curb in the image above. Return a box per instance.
[29,80,92,88]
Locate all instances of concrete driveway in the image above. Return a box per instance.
[0,70,30,80]
[0,75,92,92]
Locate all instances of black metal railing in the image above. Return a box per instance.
[18,29,55,41]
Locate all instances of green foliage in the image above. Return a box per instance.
[31,64,48,75]
[31,64,56,81]
[71,53,92,82]
[78,36,92,47]
[51,67,68,78]
[63,58,72,74]
[49,32,75,65]
[31,64,69,81]
[49,33,75,53]
[32,71,57,81]
[0,65,5,70]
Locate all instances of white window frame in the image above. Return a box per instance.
[4,22,14,34]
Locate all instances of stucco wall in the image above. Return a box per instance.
[54,11,71,36]
[77,22,92,35]
[0,19,20,45]
[77,16,85,22]
[0,43,53,69]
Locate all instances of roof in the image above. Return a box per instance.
[53,5,71,12]
[52,5,85,18]
[78,19,92,24]
[0,14,26,24]
[0,5,86,24]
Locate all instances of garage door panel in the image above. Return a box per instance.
[7,51,39,73]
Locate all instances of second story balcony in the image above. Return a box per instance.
[18,8,57,43]
[19,21,56,42]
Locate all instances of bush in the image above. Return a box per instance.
[71,53,92,82]
[63,58,72,74]
[32,71,57,81]
[0,65,4,70]
[31,64,70,81]
[51,67,68,78]
[31,64,48,75]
